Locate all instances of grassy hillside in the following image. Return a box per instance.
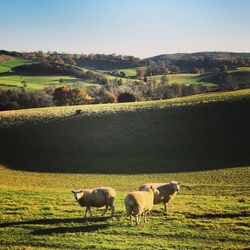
[150,73,217,86]
[0,56,132,91]
[0,89,249,249]
[0,75,98,90]
[1,89,250,173]
[0,57,33,73]
[0,165,249,249]
[106,67,145,78]
[1,55,249,92]
[150,67,250,87]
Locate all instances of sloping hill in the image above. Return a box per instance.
[149,52,250,72]
[0,89,250,173]
[0,56,118,91]
[0,57,33,73]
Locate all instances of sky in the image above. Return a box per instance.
[0,0,250,58]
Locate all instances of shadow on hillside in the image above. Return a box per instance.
[1,99,250,173]
[1,159,250,174]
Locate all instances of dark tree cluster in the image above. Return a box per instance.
[0,89,53,111]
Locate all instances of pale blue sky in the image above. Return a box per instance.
[0,0,249,58]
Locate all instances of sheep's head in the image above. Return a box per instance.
[170,181,180,192]
[71,190,84,201]
[149,185,160,195]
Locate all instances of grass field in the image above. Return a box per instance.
[0,89,250,249]
[0,75,98,90]
[1,56,249,92]
[150,73,218,87]
[115,67,145,78]
[150,67,250,87]
[0,165,249,249]
[0,56,133,91]
[0,57,33,73]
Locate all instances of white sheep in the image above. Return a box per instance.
[125,185,159,225]
[139,181,180,212]
[71,187,116,218]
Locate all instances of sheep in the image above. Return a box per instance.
[125,185,159,225]
[71,187,116,218]
[139,181,180,212]
[75,109,82,115]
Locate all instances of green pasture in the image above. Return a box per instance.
[150,73,217,86]
[0,57,33,73]
[149,67,250,87]
[0,89,250,249]
[0,165,249,249]
[229,66,250,84]
[117,67,145,78]
[0,75,98,91]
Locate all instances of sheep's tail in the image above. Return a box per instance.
[125,198,139,216]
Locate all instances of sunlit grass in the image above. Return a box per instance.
[0,57,33,73]
[0,165,249,249]
[0,75,98,90]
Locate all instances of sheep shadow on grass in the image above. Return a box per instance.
[32,224,109,235]
[0,216,111,235]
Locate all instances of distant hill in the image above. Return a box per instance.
[148,52,250,72]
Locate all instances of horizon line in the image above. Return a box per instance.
[1,48,250,59]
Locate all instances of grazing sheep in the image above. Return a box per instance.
[75,109,82,115]
[125,185,159,225]
[139,181,180,212]
[71,187,116,218]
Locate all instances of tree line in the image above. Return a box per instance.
[1,70,249,111]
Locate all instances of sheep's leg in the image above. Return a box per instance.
[110,205,115,217]
[83,207,88,218]
[136,214,140,225]
[130,215,133,226]
[88,207,93,217]
[102,205,108,216]
[164,203,168,212]
[143,212,147,223]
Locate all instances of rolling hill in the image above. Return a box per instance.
[0,56,126,91]
[1,89,250,173]
[149,51,250,72]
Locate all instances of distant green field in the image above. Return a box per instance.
[0,57,33,73]
[0,164,249,249]
[0,75,98,90]
[117,67,145,77]
[149,67,250,87]
[150,73,217,87]
[196,67,250,86]
[0,56,132,90]
[229,67,250,84]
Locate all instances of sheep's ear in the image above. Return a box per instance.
[71,190,75,193]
